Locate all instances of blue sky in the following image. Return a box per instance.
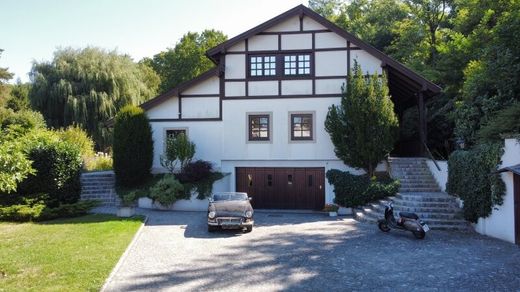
[0,0,305,82]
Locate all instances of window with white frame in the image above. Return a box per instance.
[250,56,276,77]
[284,54,311,75]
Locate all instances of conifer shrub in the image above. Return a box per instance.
[113,105,153,187]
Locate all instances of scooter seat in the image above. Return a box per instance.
[399,212,419,220]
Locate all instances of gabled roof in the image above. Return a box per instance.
[206,4,441,95]
[140,67,219,110]
[497,164,520,176]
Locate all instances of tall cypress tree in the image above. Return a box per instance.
[325,62,399,176]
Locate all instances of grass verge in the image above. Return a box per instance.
[0,214,143,291]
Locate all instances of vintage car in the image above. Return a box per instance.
[207,192,254,232]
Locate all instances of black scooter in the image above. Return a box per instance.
[377,202,429,239]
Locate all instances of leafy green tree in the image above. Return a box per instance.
[113,105,153,187]
[29,47,159,150]
[0,140,34,193]
[325,63,399,176]
[160,133,195,173]
[6,82,31,111]
[146,30,227,93]
[0,49,14,106]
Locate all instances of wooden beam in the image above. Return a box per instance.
[417,91,427,155]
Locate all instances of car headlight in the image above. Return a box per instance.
[245,210,253,218]
[208,211,216,219]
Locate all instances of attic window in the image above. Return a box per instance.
[284,54,311,75]
[250,56,276,77]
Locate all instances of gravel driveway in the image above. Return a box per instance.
[102,210,520,291]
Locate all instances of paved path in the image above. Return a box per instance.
[102,210,520,291]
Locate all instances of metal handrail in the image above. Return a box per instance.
[423,142,441,171]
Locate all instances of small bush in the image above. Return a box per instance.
[175,160,224,199]
[0,203,45,221]
[0,200,98,222]
[84,154,113,171]
[113,105,153,187]
[160,133,195,173]
[59,125,95,157]
[446,142,505,222]
[148,175,185,206]
[326,169,399,208]
[176,160,212,183]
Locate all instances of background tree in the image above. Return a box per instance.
[112,105,153,187]
[145,30,227,93]
[0,49,14,106]
[29,47,159,150]
[325,63,399,176]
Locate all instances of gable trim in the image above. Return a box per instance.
[140,67,219,111]
[206,4,440,94]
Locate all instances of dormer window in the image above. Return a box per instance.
[250,56,276,77]
[284,55,311,75]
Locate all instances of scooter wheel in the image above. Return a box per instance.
[413,231,425,239]
[378,221,390,232]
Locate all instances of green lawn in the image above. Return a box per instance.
[0,214,143,292]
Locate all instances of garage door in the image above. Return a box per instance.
[236,167,325,210]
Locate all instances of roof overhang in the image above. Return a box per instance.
[206,4,441,96]
[497,164,520,176]
[140,67,220,111]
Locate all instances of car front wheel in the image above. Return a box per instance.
[208,225,217,232]
[245,226,253,233]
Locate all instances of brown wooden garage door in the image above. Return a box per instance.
[236,167,325,210]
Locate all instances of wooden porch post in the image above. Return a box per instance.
[417,91,427,155]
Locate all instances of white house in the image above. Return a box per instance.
[140,5,441,210]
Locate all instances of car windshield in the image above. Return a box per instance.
[213,193,248,201]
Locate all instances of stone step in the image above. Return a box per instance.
[394,174,436,179]
[354,209,469,230]
[399,183,439,188]
[368,202,461,214]
[396,193,455,202]
[363,206,463,220]
[81,190,116,195]
[81,178,115,182]
[400,187,441,192]
[82,185,116,190]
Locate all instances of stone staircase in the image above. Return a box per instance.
[80,171,120,206]
[354,157,469,230]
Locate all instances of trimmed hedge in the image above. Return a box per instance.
[326,169,400,208]
[0,200,98,222]
[113,105,153,187]
[446,142,506,222]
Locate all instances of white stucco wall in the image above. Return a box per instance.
[147,96,179,119]
[315,79,345,95]
[248,35,278,51]
[181,76,219,95]
[181,97,220,119]
[315,51,348,76]
[351,50,383,74]
[225,54,246,79]
[281,80,312,95]
[249,81,278,96]
[265,15,300,32]
[149,121,223,172]
[315,32,347,49]
[302,16,327,31]
[225,81,246,97]
[281,34,312,50]
[426,160,448,192]
[474,138,520,244]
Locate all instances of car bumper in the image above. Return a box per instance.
[208,218,254,227]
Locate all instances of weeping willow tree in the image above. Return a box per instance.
[29,47,160,150]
